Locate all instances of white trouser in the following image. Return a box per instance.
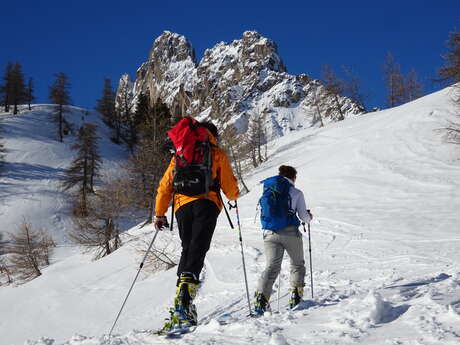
[257,226,306,298]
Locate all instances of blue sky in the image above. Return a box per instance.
[1,0,459,110]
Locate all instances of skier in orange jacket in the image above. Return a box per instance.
[155,121,239,329]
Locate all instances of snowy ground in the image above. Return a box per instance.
[1,88,460,345]
[0,105,126,242]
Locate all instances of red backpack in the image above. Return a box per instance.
[167,117,215,196]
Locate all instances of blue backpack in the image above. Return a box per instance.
[259,175,300,231]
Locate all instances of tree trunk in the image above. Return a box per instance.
[82,155,88,214]
[90,158,95,192]
[147,191,154,223]
[4,95,9,112]
[59,104,63,142]
[25,228,41,277]
[251,147,258,168]
[314,102,324,127]
[104,219,113,256]
[334,95,344,120]
[228,145,249,194]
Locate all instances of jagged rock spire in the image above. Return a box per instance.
[116,31,364,139]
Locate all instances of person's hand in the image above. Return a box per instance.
[154,216,169,231]
[307,209,313,220]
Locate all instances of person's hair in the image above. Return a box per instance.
[278,165,297,179]
[201,121,219,138]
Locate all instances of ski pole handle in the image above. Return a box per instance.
[218,192,234,229]
[227,200,236,210]
[302,222,307,233]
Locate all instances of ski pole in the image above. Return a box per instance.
[217,191,234,229]
[277,274,281,312]
[169,193,175,231]
[108,229,160,337]
[302,222,314,299]
[228,200,253,316]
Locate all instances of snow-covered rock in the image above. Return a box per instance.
[117,31,364,139]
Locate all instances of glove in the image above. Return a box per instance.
[154,216,169,231]
[302,210,313,226]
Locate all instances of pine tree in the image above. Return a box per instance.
[62,124,102,215]
[26,77,35,111]
[383,53,405,107]
[49,72,71,142]
[8,219,55,282]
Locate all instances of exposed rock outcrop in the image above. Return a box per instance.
[117,30,364,139]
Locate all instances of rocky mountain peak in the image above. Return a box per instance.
[239,30,287,73]
[149,31,196,64]
[118,31,364,140]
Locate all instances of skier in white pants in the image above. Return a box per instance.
[255,165,312,314]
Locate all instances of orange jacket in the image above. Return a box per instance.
[155,132,240,216]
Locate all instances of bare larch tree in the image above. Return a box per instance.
[70,180,127,259]
[96,78,116,135]
[10,63,26,115]
[438,26,460,145]
[8,219,55,282]
[49,72,71,142]
[321,65,345,120]
[127,95,171,222]
[220,125,250,194]
[383,53,405,108]
[62,123,102,215]
[26,77,35,111]
[246,111,268,168]
[0,62,14,112]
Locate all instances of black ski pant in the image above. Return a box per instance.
[175,198,220,283]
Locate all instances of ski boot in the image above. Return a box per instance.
[254,292,270,315]
[161,272,199,333]
[289,286,304,309]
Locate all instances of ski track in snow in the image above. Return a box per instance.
[3,89,460,345]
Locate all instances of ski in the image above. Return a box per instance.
[289,299,317,311]
[154,325,196,338]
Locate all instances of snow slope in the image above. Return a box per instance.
[1,87,460,345]
[0,105,126,242]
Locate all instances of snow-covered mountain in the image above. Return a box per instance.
[118,31,364,139]
[1,86,459,345]
[0,105,127,242]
